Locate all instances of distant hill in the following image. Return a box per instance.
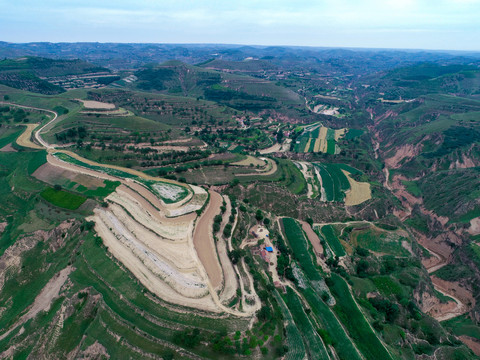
[132,60,302,112]
[1,41,479,72]
[0,56,111,94]
[199,58,278,73]
[0,57,108,77]
[365,63,480,99]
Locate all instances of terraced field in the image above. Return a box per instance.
[294,123,345,154]
[329,274,393,360]
[52,152,190,205]
[314,163,350,202]
[312,163,371,205]
[319,225,346,257]
[283,288,330,359]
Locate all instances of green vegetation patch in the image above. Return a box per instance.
[353,228,409,257]
[281,218,320,281]
[328,273,393,360]
[40,187,86,210]
[273,292,307,360]
[344,129,364,140]
[283,288,329,359]
[371,276,405,297]
[314,163,350,202]
[444,314,480,341]
[320,225,346,257]
[302,288,363,360]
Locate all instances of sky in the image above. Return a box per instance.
[1,0,480,51]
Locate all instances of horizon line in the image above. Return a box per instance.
[2,40,480,54]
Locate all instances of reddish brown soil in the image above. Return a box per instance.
[193,191,223,289]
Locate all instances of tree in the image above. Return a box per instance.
[223,224,232,237]
[255,210,263,221]
[356,259,369,277]
[228,249,245,264]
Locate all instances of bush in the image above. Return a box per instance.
[356,247,370,257]
[356,259,370,277]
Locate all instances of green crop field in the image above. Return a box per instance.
[320,225,346,257]
[281,218,321,281]
[283,288,329,359]
[315,163,351,202]
[302,288,363,360]
[40,187,87,210]
[0,127,23,148]
[274,291,307,360]
[329,274,393,360]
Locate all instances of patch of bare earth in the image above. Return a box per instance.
[459,336,480,356]
[0,143,17,152]
[77,341,110,359]
[77,99,115,110]
[468,217,480,236]
[193,191,224,290]
[299,220,329,272]
[236,158,277,177]
[384,144,420,169]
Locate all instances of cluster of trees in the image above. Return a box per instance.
[276,235,295,282]
[55,126,87,142]
[0,107,30,123]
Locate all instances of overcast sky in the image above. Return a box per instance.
[1,0,480,51]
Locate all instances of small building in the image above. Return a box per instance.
[265,247,273,252]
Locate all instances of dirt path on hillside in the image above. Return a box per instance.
[430,276,473,321]
[193,191,223,289]
[296,162,316,199]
